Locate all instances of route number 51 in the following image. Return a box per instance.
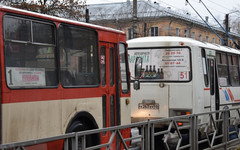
[179,71,189,80]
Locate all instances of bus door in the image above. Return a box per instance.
[209,58,216,112]
[100,42,119,148]
[206,49,220,116]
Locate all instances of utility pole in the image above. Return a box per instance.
[224,14,229,46]
[133,0,138,38]
[225,11,240,49]
[144,23,147,37]
[85,8,89,23]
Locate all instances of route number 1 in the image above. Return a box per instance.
[8,69,13,85]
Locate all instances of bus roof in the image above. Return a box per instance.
[0,5,125,35]
[127,36,240,54]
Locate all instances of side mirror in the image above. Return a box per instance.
[135,57,143,79]
[133,80,140,90]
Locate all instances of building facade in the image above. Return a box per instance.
[88,0,240,48]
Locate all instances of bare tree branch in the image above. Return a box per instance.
[1,0,86,21]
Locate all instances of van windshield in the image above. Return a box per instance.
[128,47,191,82]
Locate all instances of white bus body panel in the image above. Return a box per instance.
[128,36,240,125]
[131,83,169,121]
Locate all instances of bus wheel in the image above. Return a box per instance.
[66,119,97,150]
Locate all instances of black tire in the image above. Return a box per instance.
[66,120,98,150]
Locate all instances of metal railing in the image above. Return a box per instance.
[1,107,240,150]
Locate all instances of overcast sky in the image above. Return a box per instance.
[86,0,240,24]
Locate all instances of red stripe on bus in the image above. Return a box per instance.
[204,88,222,91]
[227,88,234,101]
[234,100,240,102]
[1,87,130,104]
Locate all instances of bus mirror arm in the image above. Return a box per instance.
[131,75,140,90]
[133,80,140,90]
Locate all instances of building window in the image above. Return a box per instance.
[184,29,188,37]
[11,0,22,3]
[212,37,215,44]
[127,28,133,40]
[151,27,158,36]
[206,36,209,43]
[199,34,202,41]
[192,32,195,39]
[219,39,222,45]
[176,28,180,36]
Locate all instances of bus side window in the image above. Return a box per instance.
[100,46,106,87]
[4,16,57,88]
[209,59,215,95]
[59,25,99,87]
[228,55,239,86]
[217,53,229,86]
[119,43,129,93]
[201,48,209,87]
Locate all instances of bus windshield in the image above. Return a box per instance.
[128,47,191,82]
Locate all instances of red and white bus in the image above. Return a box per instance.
[0,5,131,149]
